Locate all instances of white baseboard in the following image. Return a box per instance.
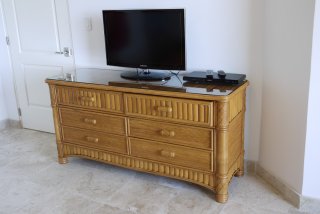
[245,160,298,204]
[0,119,21,130]
[254,163,320,212]
[256,163,301,208]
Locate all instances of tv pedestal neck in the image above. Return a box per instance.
[120,69,172,81]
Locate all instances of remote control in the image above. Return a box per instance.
[206,70,214,79]
[218,70,226,79]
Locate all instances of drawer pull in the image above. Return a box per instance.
[85,136,99,143]
[80,96,95,102]
[83,118,97,125]
[160,129,175,137]
[156,106,173,113]
[160,150,175,158]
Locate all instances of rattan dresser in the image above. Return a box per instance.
[46,69,248,203]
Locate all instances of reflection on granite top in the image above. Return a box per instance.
[47,68,245,96]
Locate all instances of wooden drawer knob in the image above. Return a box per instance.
[156,106,173,113]
[160,129,175,137]
[80,96,95,102]
[85,136,99,143]
[83,118,97,125]
[160,150,175,158]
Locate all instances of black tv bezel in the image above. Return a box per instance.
[102,9,186,71]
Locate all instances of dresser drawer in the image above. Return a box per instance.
[62,127,127,154]
[130,138,212,171]
[56,86,123,113]
[60,108,126,135]
[128,118,213,150]
[124,94,213,126]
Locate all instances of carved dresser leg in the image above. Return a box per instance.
[235,153,244,177]
[215,100,230,203]
[235,93,246,178]
[234,168,244,177]
[48,85,68,166]
[215,186,229,203]
[58,157,68,164]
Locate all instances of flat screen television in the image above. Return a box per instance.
[102,9,185,81]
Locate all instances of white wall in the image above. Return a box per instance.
[247,0,264,161]
[68,0,263,161]
[69,0,251,72]
[259,0,315,193]
[0,4,19,121]
[303,0,320,200]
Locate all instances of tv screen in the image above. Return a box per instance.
[102,9,185,71]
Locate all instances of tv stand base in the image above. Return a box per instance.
[120,70,171,81]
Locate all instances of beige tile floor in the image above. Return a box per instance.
[0,127,318,214]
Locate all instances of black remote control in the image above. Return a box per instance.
[206,70,214,79]
[218,70,226,79]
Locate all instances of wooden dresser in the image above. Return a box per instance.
[46,69,248,203]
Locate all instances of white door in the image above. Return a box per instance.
[1,0,74,132]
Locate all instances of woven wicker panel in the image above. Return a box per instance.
[124,94,213,126]
[63,143,215,189]
[56,86,123,113]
